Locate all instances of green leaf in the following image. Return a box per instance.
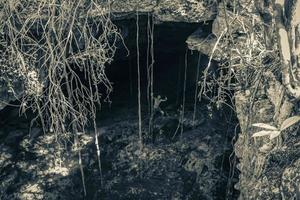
[269,131,281,140]
[252,123,278,130]
[280,116,300,131]
[252,130,274,138]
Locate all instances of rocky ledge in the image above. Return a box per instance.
[103,0,217,22]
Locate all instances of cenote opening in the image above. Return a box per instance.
[0,15,240,200]
[104,16,215,109]
[93,16,240,199]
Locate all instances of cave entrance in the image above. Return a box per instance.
[0,14,240,200]
[104,16,213,109]
[94,15,240,199]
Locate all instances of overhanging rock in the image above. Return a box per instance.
[186,29,221,61]
[108,0,217,22]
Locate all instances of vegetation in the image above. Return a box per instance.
[0,0,124,194]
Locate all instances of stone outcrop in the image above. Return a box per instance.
[107,0,217,22]
[233,1,300,198]
[185,1,300,199]
[234,77,299,199]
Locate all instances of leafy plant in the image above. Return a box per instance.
[252,116,300,140]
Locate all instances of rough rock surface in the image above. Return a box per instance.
[108,0,217,22]
[185,1,300,199]
[0,42,24,110]
[0,105,237,199]
[234,75,300,200]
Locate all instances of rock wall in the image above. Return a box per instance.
[106,0,217,22]
[185,1,300,199]
[234,76,299,199]
[232,1,300,199]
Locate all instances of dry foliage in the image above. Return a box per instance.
[0,0,123,135]
[0,1,125,193]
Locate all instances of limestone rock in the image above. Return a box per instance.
[106,0,217,22]
[186,28,221,61]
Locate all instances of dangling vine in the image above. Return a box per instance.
[136,7,143,150]
[146,12,151,114]
[180,49,188,138]
[147,13,155,141]
[192,53,202,127]
[0,0,124,195]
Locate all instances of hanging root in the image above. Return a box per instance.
[146,13,151,115]
[1,0,123,134]
[0,0,124,196]
[180,49,188,138]
[78,142,87,196]
[192,53,202,127]
[136,8,143,151]
[147,13,155,141]
[94,121,103,187]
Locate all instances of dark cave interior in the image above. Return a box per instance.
[92,16,240,199]
[103,16,216,109]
